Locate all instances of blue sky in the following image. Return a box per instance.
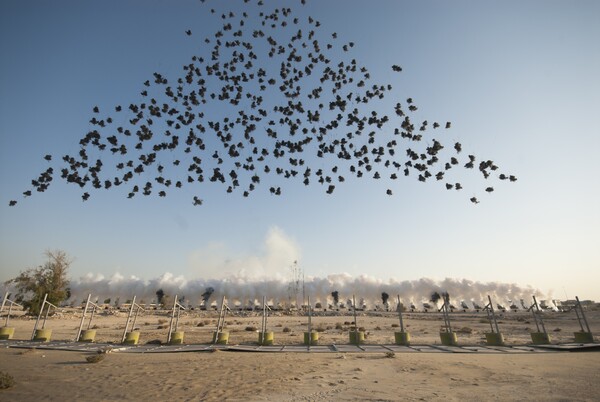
[1,0,599,302]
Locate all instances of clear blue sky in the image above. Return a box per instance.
[1,0,599,302]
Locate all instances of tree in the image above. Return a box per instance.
[5,250,72,315]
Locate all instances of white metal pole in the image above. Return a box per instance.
[397,295,405,332]
[32,293,48,340]
[122,295,136,343]
[0,292,7,316]
[167,295,178,344]
[576,296,592,334]
[76,294,92,341]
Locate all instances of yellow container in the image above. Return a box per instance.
[530,332,551,345]
[303,331,319,345]
[0,327,15,340]
[485,332,505,346]
[79,329,97,342]
[34,328,52,342]
[349,330,365,345]
[212,331,229,345]
[440,331,458,346]
[170,331,185,345]
[123,331,140,345]
[394,331,411,346]
[258,331,274,345]
[573,331,594,343]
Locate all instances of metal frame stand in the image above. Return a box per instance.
[214,295,230,344]
[527,295,548,336]
[76,293,100,341]
[166,295,186,344]
[569,296,593,339]
[1,292,23,328]
[396,295,405,332]
[485,295,501,335]
[31,293,58,340]
[121,296,145,343]
[260,295,272,345]
[439,295,453,334]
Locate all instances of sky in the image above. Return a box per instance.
[1,0,599,304]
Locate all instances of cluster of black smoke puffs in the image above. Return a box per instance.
[9,0,516,207]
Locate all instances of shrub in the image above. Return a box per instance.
[245,326,258,332]
[157,319,168,324]
[384,352,396,359]
[0,371,15,389]
[457,327,473,334]
[85,354,106,364]
[282,327,291,333]
[335,323,344,330]
[391,323,399,328]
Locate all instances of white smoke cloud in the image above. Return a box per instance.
[66,271,545,309]
[187,226,301,280]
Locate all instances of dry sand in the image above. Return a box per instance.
[1,309,599,401]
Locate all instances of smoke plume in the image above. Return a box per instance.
[59,272,546,308]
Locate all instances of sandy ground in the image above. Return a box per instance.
[1,309,599,401]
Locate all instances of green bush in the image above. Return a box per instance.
[0,371,15,389]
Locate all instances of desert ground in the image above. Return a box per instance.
[1,307,599,401]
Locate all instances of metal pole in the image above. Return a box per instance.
[42,300,54,329]
[532,296,547,334]
[573,302,584,331]
[261,296,267,339]
[175,304,181,332]
[576,296,592,334]
[307,296,312,333]
[32,293,48,340]
[7,302,13,327]
[122,295,136,343]
[0,292,7,317]
[214,295,226,344]
[352,295,358,330]
[132,305,140,331]
[167,295,178,344]
[88,303,97,330]
[527,297,540,333]
[444,298,452,333]
[488,295,500,334]
[397,295,405,333]
[77,294,92,341]
[485,301,494,333]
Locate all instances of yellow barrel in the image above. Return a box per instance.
[349,330,365,345]
[170,331,185,345]
[123,331,140,345]
[33,328,52,342]
[530,332,551,345]
[258,331,274,345]
[440,331,458,346]
[79,329,97,342]
[573,331,594,343]
[394,331,411,346]
[0,327,15,340]
[485,332,505,346]
[212,331,229,345]
[303,331,319,345]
